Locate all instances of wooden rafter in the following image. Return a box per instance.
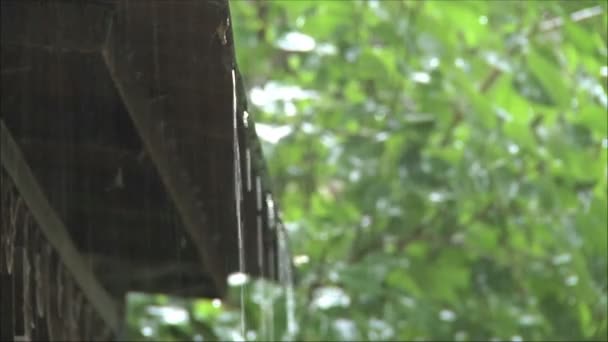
[0,120,120,333]
[101,47,228,295]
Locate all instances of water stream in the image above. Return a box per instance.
[233,62,296,341]
[277,223,297,341]
[231,68,246,337]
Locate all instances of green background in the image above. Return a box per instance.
[127,1,608,341]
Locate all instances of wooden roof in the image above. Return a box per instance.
[1,0,279,313]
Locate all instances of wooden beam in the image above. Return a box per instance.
[101,3,232,295]
[0,121,120,333]
[101,49,227,295]
[85,253,217,297]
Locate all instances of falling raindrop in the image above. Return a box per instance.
[508,143,520,155]
[243,110,250,128]
[518,314,537,326]
[293,254,310,266]
[411,71,431,84]
[439,309,456,322]
[246,148,252,192]
[277,226,297,340]
[552,253,571,265]
[565,275,579,286]
[266,194,276,229]
[312,286,351,310]
[227,272,249,287]
[141,326,154,337]
[256,215,264,270]
[333,319,357,341]
[454,331,468,341]
[256,176,263,211]
[231,68,246,336]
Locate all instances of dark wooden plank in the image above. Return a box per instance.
[12,247,26,341]
[102,0,240,296]
[0,273,14,341]
[0,1,114,53]
[0,121,120,332]
[89,255,217,298]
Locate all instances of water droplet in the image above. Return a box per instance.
[429,191,446,203]
[427,57,440,70]
[266,194,276,229]
[243,110,249,128]
[333,319,357,341]
[255,176,263,211]
[255,123,293,144]
[231,68,247,337]
[508,143,520,155]
[369,318,394,340]
[519,314,537,326]
[227,272,249,287]
[479,15,488,25]
[439,309,456,322]
[400,296,416,308]
[454,331,468,341]
[349,169,361,182]
[245,149,252,192]
[141,326,154,337]
[147,306,189,325]
[312,287,351,310]
[375,131,389,142]
[293,255,310,266]
[552,253,571,265]
[285,101,297,117]
[276,31,316,52]
[361,215,372,228]
[451,232,466,244]
[277,228,297,339]
[315,43,337,56]
[411,71,431,84]
[212,298,222,308]
[229,331,246,342]
[455,57,468,70]
[565,275,579,286]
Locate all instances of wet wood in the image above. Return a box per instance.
[0,121,120,332]
[102,0,240,295]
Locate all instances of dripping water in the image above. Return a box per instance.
[256,213,268,340]
[255,176,262,211]
[254,176,274,341]
[256,214,264,277]
[266,194,275,230]
[277,224,297,341]
[231,68,246,336]
[245,148,252,192]
[267,193,296,340]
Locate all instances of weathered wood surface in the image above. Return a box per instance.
[1,121,121,334]
[1,0,279,304]
[1,165,118,341]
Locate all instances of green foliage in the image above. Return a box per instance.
[128,1,607,341]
